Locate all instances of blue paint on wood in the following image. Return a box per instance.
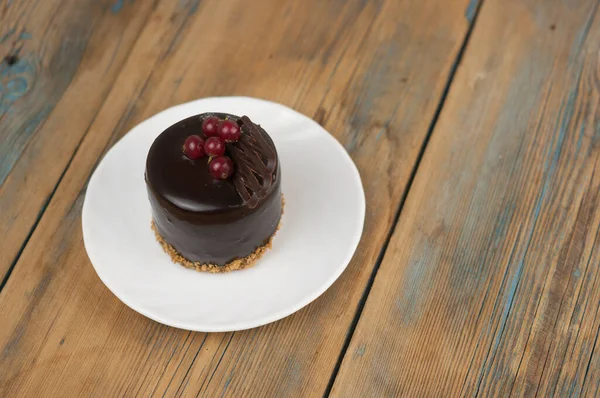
[464,0,479,24]
[223,372,233,392]
[467,202,515,288]
[478,59,582,391]
[0,28,31,47]
[396,256,431,324]
[353,344,366,358]
[111,0,123,13]
[576,120,585,154]
[469,59,551,391]
[190,0,201,14]
[18,31,32,41]
[571,2,598,61]
[284,357,302,382]
[1,325,24,360]
[23,106,52,136]
[347,38,402,152]
[1,59,30,77]
[571,380,579,397]
[0,27,16,44]
[494,204,514,242]
[173,77,183,90]
[0,57,36,115]
[5,78,28,102]
[0,106,51,187]
[485,86,571,376]
[345,130,359,152]
[472,232,521,393]
[111,0,130,13]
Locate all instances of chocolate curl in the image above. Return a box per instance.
[229,116,278,208]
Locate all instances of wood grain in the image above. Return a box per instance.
[0,0,472,396]
[0,0,157,283]
[331,0,600,396]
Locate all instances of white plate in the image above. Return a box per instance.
[82,97,365,332]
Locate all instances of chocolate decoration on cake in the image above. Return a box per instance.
[229,116,278,208]
[145,112,282,271]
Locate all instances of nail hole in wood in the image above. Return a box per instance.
[4,54,19,66]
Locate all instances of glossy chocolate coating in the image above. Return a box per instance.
[146,113,281,266]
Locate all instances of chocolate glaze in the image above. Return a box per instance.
[145,113,282,266]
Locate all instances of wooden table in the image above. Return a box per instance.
[1,0,599,396]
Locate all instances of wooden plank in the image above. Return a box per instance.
[0,2,202,395]
[331,0,600,396]
[0,0,472,396]
[0,0,157,283]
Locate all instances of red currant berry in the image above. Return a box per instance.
[218,119,241,142]
[202,116,220,137]
[204,136,226,157]
[182,135,205,159]
[209,156,234,179]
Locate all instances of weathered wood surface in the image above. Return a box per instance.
[332,0,600,396]
[0,0,158,285]
[5,0,598,395]
[0,0,474,397]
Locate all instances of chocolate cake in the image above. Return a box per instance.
[145,113,282,272]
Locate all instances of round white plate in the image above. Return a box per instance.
[82,97,365,332]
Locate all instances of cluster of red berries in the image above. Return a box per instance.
[182,116,241,179]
